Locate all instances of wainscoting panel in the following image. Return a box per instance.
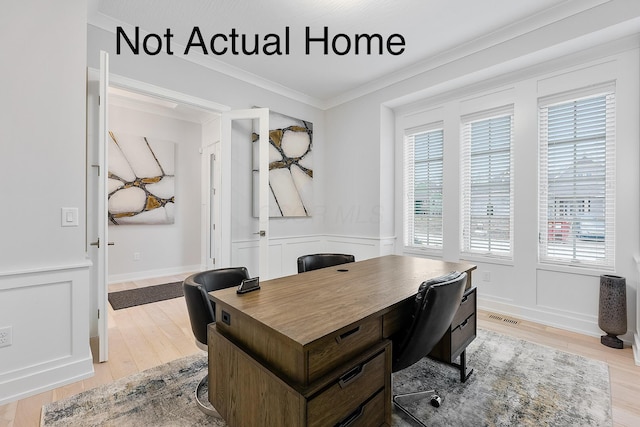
[478,268,602,339]
[231,235,396,279]
[0,263,94,405]
[324,235,396,261]
[232,235,323,279]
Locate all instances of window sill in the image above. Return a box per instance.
[459,253,514,267]
[403,247,443,259]
[536,262,614,277]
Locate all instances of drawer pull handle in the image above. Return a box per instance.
[459,319,469,329]
[460,294,469,304]
[335,404,364,427]
[338,363,365,388]
[335,326,361,343]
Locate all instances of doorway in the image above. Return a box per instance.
[106,86,221,281]
[87,65,228,361]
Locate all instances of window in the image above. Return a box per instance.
[404,126,444,250]
[539,89,615,268]
[461,108,514,258]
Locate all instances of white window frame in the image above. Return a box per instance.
[538,84,616,269]
[460,106,514,259]
[404,123,444,252]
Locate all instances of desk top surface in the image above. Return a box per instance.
[209,255,476,346]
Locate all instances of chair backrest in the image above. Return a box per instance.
[391,271,467,373]
[297,253,355,273]
[182,267,250,346]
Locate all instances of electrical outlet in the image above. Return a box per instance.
[133,252,141,261]
[482,271,491,282]
[0,326,12,348]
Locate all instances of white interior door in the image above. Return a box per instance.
[202,141,220,270]
[87,51,110,362]
[221,108,270,278]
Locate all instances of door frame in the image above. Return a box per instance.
[86,51,110,362]
[201,140,221,270]
[221,108,271,278]
[86,66,229,360]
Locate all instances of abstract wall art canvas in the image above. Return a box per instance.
[108,131,176,225]
[252,111,313,217]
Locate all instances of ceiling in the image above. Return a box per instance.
[89,0,614,108]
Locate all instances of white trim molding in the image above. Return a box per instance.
[231,234,397,279]
[634,332,640,366]
[108,264,202,284]
[634,254,640,366]
[478,295,603,340]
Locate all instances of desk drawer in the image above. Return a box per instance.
[452,287,476,327]
[332,389,386,427]
[308,316,381,383]
[307,350,386,427]
[451,313,476,359]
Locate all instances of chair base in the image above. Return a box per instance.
[393,389,441,426]
[195,374,222,418]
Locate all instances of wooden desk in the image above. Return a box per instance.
[208,255,476,427]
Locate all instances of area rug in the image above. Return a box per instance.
[41,329,612,426]
[108,282,183,310]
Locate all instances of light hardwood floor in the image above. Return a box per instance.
[1,275,639,427]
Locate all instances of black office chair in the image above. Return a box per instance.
[390,271,467,426]
[183,267,250,416]
[297,253,355,273]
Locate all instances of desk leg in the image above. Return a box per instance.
[452,350,473,383]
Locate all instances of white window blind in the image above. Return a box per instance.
[539,90,615,268]
[404,126,444,250]
[461,108,514,258]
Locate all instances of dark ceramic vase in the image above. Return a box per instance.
[598,274,627,349]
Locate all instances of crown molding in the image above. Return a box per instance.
[88,0,633,111]
[87,9,325,109]
[324,0,615,109]
[386,17,640,113]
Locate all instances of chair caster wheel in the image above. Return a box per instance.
[430,395,442,407]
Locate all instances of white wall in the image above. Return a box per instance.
[321,3,640,343]
[394,50,639,342]
[0,0,93,404]
[107,104,205,282]
[87,23,327,243]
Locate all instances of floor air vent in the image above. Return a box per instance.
[488,313,520,325]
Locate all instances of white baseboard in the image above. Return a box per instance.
[478,296,603,339]
[108,264,201,284]
[0,356,94,406]
[634,332,640,366]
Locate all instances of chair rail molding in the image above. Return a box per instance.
[231,234,397,279]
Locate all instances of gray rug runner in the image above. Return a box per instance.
[41,329,612,426]
[108,282,183,310]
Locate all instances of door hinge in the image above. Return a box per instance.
[98,309,100,319]
[212,257,216,265]
[212,223,216,230]
[90,238,115,248]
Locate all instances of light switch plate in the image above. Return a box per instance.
[61,207,79,227]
